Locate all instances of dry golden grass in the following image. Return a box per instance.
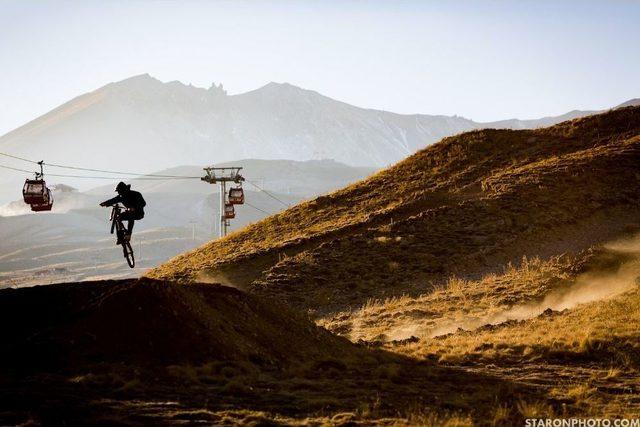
[100,407,476,426]
[147,108,640,318]
[382,264,640,418]
[315,243,640,419]
[139,108,640,423]
[319,254,575,341]
[403,287,640,367]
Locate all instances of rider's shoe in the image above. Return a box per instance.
[116,235,123,245]
[123,233,131,243]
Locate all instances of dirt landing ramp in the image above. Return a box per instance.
[0,278,354,369]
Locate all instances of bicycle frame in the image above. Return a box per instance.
[110,204,122,235]
[108,204,135,268]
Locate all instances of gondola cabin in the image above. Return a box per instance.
[228,187,244,204]
[23,179,53,212]
[30,188,54,212]
[224,203,235,219]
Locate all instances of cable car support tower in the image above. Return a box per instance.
[201,166,245,238]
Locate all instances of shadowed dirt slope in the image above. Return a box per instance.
[147,107,640,314]
[0,279,548,425]
[0,279,352,369]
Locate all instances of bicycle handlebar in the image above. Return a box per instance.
[101,203,123,209]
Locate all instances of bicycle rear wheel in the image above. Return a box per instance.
[122,241,135,268]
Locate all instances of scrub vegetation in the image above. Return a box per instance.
[3,107,640,424]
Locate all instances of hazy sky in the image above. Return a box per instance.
[1,0,639,135]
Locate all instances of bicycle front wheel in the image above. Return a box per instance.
[122,241,135,268]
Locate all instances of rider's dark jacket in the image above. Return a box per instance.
[101,190,146,217]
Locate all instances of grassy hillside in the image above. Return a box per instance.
[7,107,640,424]
[147,106,640,314]
[328,243,640,419]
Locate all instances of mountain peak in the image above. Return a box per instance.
[208,82,227,96]
[106,74,229,98]
[244,81,328,103]
[116,73,160,85]
[104,74,164,93]
[616,98,640,109]
[260,81,306,92]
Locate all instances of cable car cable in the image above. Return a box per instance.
[0,152,39,164]
[44,172,200,180]
[0,151,201,179]
[0,163,38,174]
[244,201,273,215]
[245,180,290,208]
[2,151,289,217]
[44,162,201,178]
[0,164,202,181]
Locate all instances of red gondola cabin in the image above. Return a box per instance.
[228,187,244,204]
[23,179,53,212]
[224,203,235,219]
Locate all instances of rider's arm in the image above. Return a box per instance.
[99,195,122,207]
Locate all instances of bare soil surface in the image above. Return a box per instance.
[0,279,549,425]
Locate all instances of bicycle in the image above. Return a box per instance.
[109,204,135,268]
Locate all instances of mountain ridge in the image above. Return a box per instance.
[2,73,634,169]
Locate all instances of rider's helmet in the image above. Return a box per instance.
[115,181,131,194]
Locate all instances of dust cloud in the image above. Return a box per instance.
[386,236,640,341]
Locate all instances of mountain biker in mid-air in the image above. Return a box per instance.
[100,182,146,244]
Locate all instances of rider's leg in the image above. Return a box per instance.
[126,210,143,236]
[118,211,134,241]
[116,226,124,245]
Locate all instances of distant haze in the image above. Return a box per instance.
[1,0,639,135]
[2,74,635,205]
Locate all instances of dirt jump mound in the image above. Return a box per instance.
[0,278,353,371]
